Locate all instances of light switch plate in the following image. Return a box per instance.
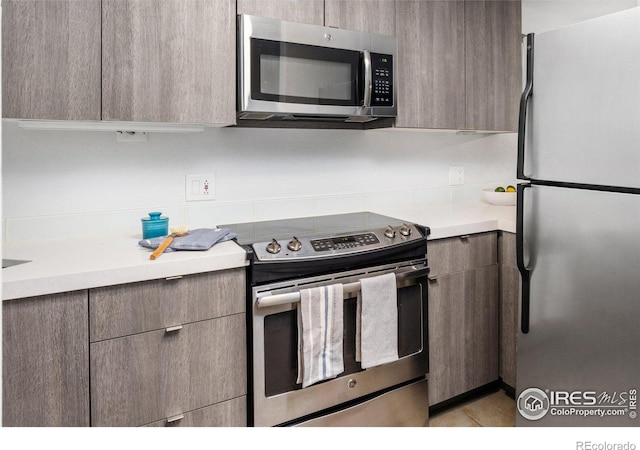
[185,174,215,201]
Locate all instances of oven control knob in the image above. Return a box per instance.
[384,225,396,239]
[399,224,412,237]
[287,236,302,252]
[348,379,357,389]
[266,239,282,254]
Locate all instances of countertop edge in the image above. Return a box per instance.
[2,241,249,301]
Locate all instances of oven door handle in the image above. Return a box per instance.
[256,266,429,308]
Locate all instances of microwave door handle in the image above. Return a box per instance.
[363,50,372,107]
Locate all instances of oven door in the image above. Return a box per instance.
[250,259,429,427]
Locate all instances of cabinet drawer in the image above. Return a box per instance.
[90,314,246,427]
[144,396,246,427]
[90,268,245,342]
[428,232,497,277]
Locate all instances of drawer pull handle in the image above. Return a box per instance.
[428,276,438,282]
[165,325,183,333]
[460,235,470,240]
[165,275,183,281]
[166,414,184,424]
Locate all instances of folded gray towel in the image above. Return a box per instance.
[356,273,399,369]
[296,284,345,388]
[138,228,236,252]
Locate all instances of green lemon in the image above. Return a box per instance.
[494,186,505,192]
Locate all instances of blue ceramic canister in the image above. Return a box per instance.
[141,212,169,239]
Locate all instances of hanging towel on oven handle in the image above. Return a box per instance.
[356,272,399,369]
[296,284,345,388]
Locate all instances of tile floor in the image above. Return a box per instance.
[430,389,516,427]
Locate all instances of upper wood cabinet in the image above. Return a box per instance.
[396,0,522,131]
[102,0,236,125]
[3,0,235,125]
[465,0,522,131]
[237,0,325,25]
[1,0,101,120]
[324,0,396,36]
[395,0,466,129]
[238,0,396,35]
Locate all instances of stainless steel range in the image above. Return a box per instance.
[221,212,430,427]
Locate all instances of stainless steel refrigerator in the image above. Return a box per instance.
[516,7,640,426]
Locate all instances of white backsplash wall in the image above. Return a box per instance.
[1,122,517,243]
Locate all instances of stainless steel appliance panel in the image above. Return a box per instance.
[523,8,640,188]
[252,260,428,427]
[516,184,640,426]
[295,378,429,427]
[238,14,397,119]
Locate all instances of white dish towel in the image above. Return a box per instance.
[296,284,345,388]
[356,272,399,369]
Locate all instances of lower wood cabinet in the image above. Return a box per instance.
[89,268,247,427]
[428,265,499,406]
[144,396,246,427]
[3,268,247,427]
[498,232,519,391]
[427,232,499,407]
[91,314,246,427]
[2,291,90,427]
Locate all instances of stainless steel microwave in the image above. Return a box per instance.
[237,15,397,123]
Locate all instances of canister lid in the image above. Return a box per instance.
[142,212,166,222]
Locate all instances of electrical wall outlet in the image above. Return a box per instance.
[449,166,465,185]
[185,174,215,201]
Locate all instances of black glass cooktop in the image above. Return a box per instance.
[219,212,414,246]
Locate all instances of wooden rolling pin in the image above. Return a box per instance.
[150,227,188,260]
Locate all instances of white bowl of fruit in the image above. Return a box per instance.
[483,185,516,206]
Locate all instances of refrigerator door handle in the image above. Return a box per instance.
[516,183,532,334]
[517,33,534,181]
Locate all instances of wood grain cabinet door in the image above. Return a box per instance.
[237,0,325,25]
[324,0,396,35]
[90,314,246,427]
[1,0,101,120]
[465,0,522,131]
[2,292,90,427]
[144,397,246,427]
[428,233,498,278]
[89,269,245,342]
[395,0,466,129]
[498,232,520,390]
[427,265,499,406]
[101,0,236,124]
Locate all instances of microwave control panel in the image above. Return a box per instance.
[370,53,393,107]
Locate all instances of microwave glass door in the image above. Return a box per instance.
[250,38,362,106]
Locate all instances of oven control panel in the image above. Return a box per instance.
[252,223,423,262]
[310,233,379,252]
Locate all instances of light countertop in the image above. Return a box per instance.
[2,203,515,301]
[377,202,516,240]
[1,238,248,301]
